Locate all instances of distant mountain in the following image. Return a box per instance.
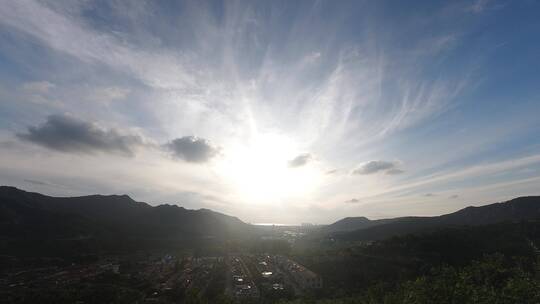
[330,196,540,241]
[322,216,397,233]
[0,186,251,241]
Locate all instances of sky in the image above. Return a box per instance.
[0,0,539,224]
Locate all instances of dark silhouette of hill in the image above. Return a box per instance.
[4,185,540,244]
[0,186,251,241]
[305,219,540,298]
[327,196,540,241]
[322,216,398,233]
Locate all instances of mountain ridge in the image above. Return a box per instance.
[0,186,250,241]
[3,186,540,243]
[328,196,540,241]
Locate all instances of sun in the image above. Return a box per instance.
[216,132,322,204]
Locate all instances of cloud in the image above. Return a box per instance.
[288,153,313,168]
[467,0,505,14]
[345,198,360,204]
[17,114,144,156]
[353,160,403,175]
[24,179,50,186]
[373,154,540,198]
[449,194,459,199]
[165,136,219,163]
[22,81,55,94]
[424,193,436,197]
[0,1,195,90]
[93,87,130,103]
[467,0,492,13]
[386,168,405,175]
[326,169,338,175]
[302,51,322,65]
[19,81,58,105]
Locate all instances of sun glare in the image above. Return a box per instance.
[216,132,322,204]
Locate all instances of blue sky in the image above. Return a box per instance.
[0,0,539,224]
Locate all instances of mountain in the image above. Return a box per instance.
[324,217,372,232]
[0,186,251,241]
[330,196,540,241]
[322,216,398,233]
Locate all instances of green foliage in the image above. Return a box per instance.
[298,220,540,298]
[277,253,540,304]
[394,254,540,304]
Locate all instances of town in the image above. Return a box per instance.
[1,252,322,303]
[1,225,323,303]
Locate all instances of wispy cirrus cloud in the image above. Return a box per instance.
[357,153,540,202]
[0,0,473,147]
[0,0,196,90]
[467,0,504,14]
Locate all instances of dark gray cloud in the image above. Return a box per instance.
[165,136,219,163]
[326,169,338,175]
[288,153,313,168]
[449,194,459,199]
[345,198,360,204]
[353,160,403,175]
[17,115,144,156]
[424,193,436,197]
